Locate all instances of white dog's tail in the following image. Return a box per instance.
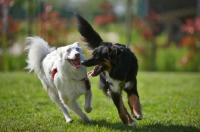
[24,37,55,73]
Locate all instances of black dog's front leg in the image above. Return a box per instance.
[99,73,137,126]
[124,78,143,120]
[109,90,137,126]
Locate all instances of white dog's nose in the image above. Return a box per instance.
[75,53,80,58]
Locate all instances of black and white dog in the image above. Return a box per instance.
[75,13,142,126]
[25,37,92,123]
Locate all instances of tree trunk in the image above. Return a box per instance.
[125,0,132,47]
[27,0,33,35]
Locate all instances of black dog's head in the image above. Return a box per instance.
[81,42,124,76]
[75,13,138,79]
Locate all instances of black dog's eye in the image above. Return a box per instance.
[93,52,97,55]
[92,51,100,59]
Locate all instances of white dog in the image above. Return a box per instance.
[25,36,92,123]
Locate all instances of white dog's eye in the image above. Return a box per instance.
[67,48,71,53]
[75,47,79,51]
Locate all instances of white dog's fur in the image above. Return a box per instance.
[25,36,92,123]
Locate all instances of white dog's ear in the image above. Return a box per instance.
[74,42,79,47]
[57,47,63,59]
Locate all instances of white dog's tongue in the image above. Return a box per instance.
[71,60,80,69]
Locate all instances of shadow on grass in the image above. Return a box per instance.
[88,120,199,132]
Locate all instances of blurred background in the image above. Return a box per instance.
[0,0,200,72]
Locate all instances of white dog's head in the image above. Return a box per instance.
[57,42,84,69]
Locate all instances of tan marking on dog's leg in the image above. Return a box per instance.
[128,100,133,115]
[118,96,137,126]
[128,94,143,120]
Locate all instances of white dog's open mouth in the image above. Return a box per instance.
[68,59,81,69]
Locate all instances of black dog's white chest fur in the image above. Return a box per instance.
[105,71,130,93]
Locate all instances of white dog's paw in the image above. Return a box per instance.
[129,121,137,126]
[85,119,91,123]
[82,115,91,123]
[66,118,73,123]
[84,106,92,113]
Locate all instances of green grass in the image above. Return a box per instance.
[0,72,200,132]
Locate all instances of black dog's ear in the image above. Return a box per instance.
[109,46,123,57]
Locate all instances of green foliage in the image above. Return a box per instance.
[156,45,200,72]
[156,45,183,71]
[0,53,27,72]
[0,72,199,131]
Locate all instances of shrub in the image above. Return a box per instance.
[0,53,27,72]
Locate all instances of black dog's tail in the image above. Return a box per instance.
[75,12,103,49]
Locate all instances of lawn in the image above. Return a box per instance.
[0,72,199,132]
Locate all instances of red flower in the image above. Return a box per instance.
[143,27,153,40]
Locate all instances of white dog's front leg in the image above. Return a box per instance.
[47,88,73,123]
[58,103,73,123]
[67,101,91,123]
[84,89,92,113]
